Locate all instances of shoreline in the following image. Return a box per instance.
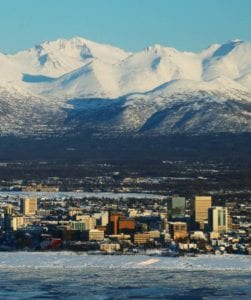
[0,251,250,271]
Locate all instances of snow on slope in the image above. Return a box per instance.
[31,39,251,99]
[202,40,251,85]
[0,53,24,83]
[116,45,202,95]
[0,37,251,136]
[35,60,121,99]
[0,37,251,100]
[83,77,251,134]
[0,81,65,135]
[1,37,130,84]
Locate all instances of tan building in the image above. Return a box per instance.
[11,215,24,231]
[134,233,151,245]
[4,214,24,231]
[208,206,228,233]
[76,215,96,230]
[100,243,120,253]
[4,204,14,215]
[68,208,83,217]
[149,231,161,239]
[21,198,37,215]
[89,229,104,241]
[194,196,212,229]
[22,184,59,192]
[70,221,86,232]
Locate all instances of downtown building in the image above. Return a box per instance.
[208,206,229,233]
[20,198,38,216]
[194,196,212,230]
[167,196,186,220]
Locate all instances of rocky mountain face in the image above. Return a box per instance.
[0,37,251,136]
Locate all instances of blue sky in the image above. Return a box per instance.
[0,0,250,53]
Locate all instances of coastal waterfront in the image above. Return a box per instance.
[0,252,250,299]
[1,191,250,255]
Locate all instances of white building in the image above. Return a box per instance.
[208,206,228,233]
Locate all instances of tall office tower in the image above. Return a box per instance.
[194,196,212,230]
[208,206,228,233]
[21,198,37,215]
[168,196,186,220]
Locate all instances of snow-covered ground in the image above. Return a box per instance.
[0,252,250,271]
[0,191,165,200]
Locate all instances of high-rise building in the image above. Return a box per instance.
[208,206,228,233]
[168,196,186,220]
[194,196,212,229]
[21,198,37,215]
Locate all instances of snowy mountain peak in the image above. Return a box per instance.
[144,44,179,56]
[0,37,251,136]
[0,37,251,98]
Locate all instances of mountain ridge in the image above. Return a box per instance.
[0,37,251,136]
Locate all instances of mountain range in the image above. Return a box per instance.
[0,37,251,136]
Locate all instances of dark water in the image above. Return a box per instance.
[0,269,250,299]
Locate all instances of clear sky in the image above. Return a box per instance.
[0,0,250,53]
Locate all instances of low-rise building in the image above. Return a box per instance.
[134,232,151,245]
[100,243,120,253]
[89,229,104,241]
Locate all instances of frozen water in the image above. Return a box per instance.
[0,252,250,299]
[0,252,250,271]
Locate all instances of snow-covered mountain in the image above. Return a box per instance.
[0,37,251,136]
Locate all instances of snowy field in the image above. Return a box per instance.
[0,191,165,200]
[0,252,250,271]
